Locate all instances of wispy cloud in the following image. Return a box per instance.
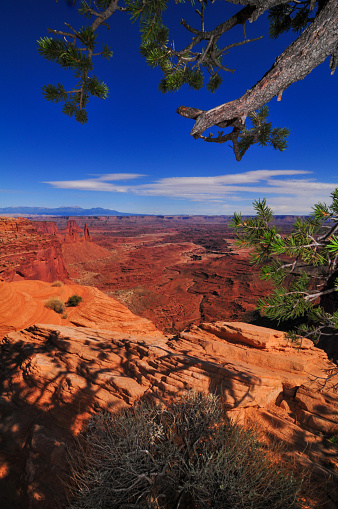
[89,173,147,181]
[44,173,146,192]
[43,170,338,214]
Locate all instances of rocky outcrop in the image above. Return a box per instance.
[0,320,337,508]
[0,219,107,286]
[83,222,92,242]
[0,279,162,340]
[63,220,81,243]
[0,218,68,283]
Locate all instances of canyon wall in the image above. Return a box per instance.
[0,219,97,284]
[0,218,68,282]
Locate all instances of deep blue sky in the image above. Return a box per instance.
[1,0,337,215]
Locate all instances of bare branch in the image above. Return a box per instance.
[178,0,338,140]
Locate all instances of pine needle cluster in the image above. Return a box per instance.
[268,1,328,38]
[237,107,290,159]
[231,189,338,342]
[38,1,112,122]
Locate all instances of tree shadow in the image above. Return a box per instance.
[0,323,337,508]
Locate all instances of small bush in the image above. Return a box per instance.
[329,436,338,447]
[51,280,63,287]
[67,392,302,509]
[45,297,65,314]
[62,313,68,319]
[66,294,83,307]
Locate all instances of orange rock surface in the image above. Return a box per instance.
[0,319,337,508]
[0,279,162,339]
[1,216,337,508]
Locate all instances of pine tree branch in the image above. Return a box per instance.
[91,0,121,31]
[178,0,338,140]
[317,220,338,241]
[174,4,257,62]
[47,29,76,38]
[304,287,338,302]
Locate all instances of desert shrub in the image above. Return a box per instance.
[329,436,338,448]
[67,392,302,509]
[51,280,63,287]
[45,297,65,314]
[66,294,83,307]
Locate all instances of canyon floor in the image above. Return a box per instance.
[56,215,274,333]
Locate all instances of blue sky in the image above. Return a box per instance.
[1,0,337,215]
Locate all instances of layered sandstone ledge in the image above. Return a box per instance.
[0,279,162,340]
[0,316,337,508]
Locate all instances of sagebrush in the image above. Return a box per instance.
[45,297,65,314]
[67,392,301,509]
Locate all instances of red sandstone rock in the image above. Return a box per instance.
[0,218,106,286]
[0,320,337,508]
[1,217,273,333]
[0,218,68,283]
[0,279,162,339]
[57,218,272,333]
[63,219,81,243]
[83,222,92,242]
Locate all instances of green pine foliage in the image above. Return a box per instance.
[38,10,111,123]
[268,1,330,39]
[237,107,290,159]
[231,189,338,342]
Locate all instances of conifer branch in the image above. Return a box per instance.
[232,188,338,350]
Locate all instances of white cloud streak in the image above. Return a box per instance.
[44,173,146,192]
[44,170,338,214]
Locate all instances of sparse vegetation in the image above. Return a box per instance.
[66,294,83,307]
[67,392,302,509]
[51,280,63,287]
[45,297,65,314]
[329,436,338,448]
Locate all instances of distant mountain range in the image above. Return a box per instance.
[0,206,140,216]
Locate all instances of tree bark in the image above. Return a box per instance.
[177,0,338,139]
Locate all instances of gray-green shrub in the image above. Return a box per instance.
[45,297,65,314]
[67,392,302,509]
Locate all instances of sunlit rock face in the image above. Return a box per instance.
[0,218,68,283]
[0,279,163,339]
[0,320,337,508]
[0,218,100,285]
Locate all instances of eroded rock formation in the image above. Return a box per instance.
[58,217,272,332]
[0,218,103,285]
[0,318,337,508]
[0,218,68,283]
